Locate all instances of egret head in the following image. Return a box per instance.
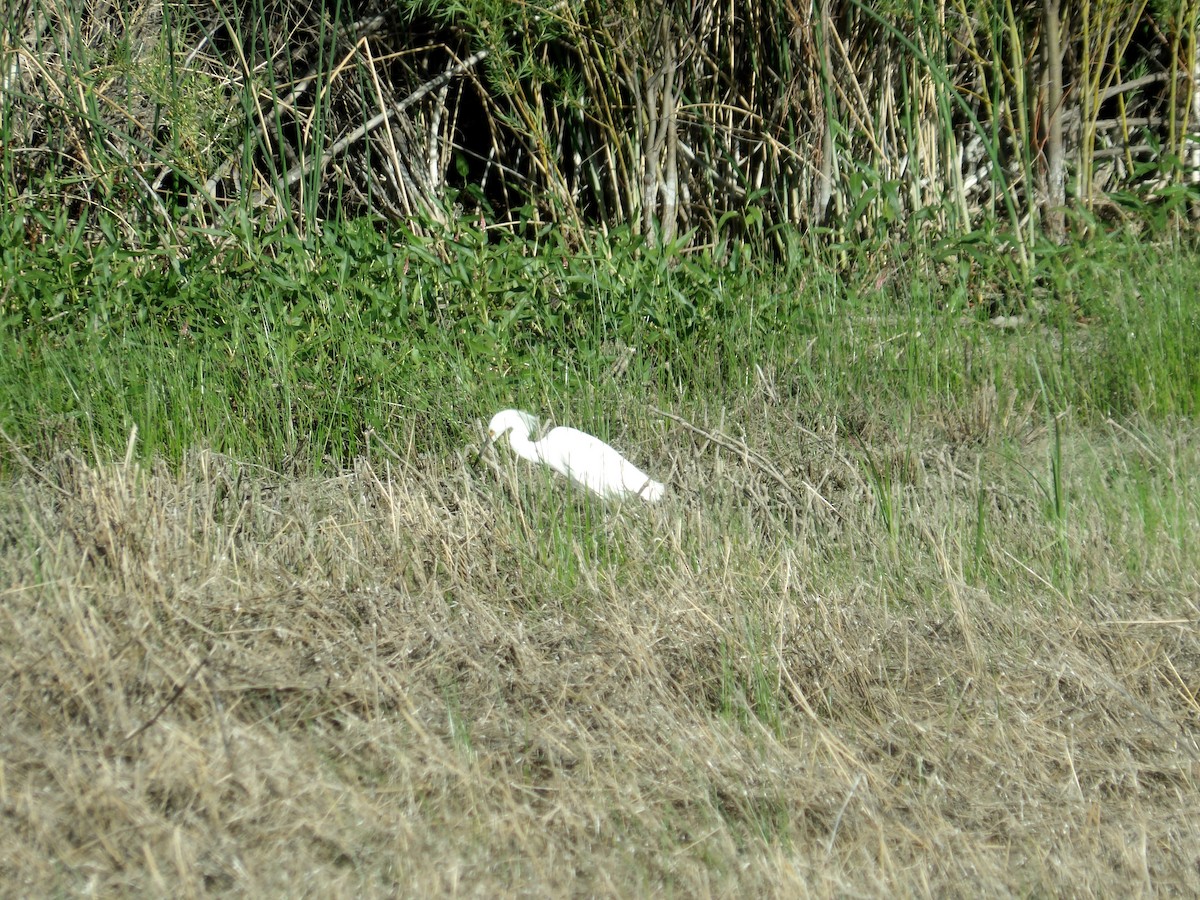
[488,409,541,444]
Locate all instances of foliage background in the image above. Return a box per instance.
[2,0,1197,250]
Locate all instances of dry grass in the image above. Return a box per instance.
[1,402,1198,896]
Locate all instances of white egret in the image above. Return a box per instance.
[487,409,665,502]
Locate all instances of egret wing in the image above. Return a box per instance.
[541,427,659,500]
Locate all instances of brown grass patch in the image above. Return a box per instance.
[1,412,1198,895]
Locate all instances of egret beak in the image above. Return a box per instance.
[467,427,497,474]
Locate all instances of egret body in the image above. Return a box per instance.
[487,409,665,502]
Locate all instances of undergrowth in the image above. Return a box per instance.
[3,210,1198,476]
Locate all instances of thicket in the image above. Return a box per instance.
[2,0,1197,249]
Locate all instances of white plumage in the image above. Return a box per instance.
[487,409,665,502]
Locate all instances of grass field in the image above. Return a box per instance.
[2,226,1199,894]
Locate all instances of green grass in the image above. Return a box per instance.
[3,214,1198,476]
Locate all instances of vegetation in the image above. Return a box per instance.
[1,0,1199,895]
[2,0,1197,245]
[2,279,1199,891]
